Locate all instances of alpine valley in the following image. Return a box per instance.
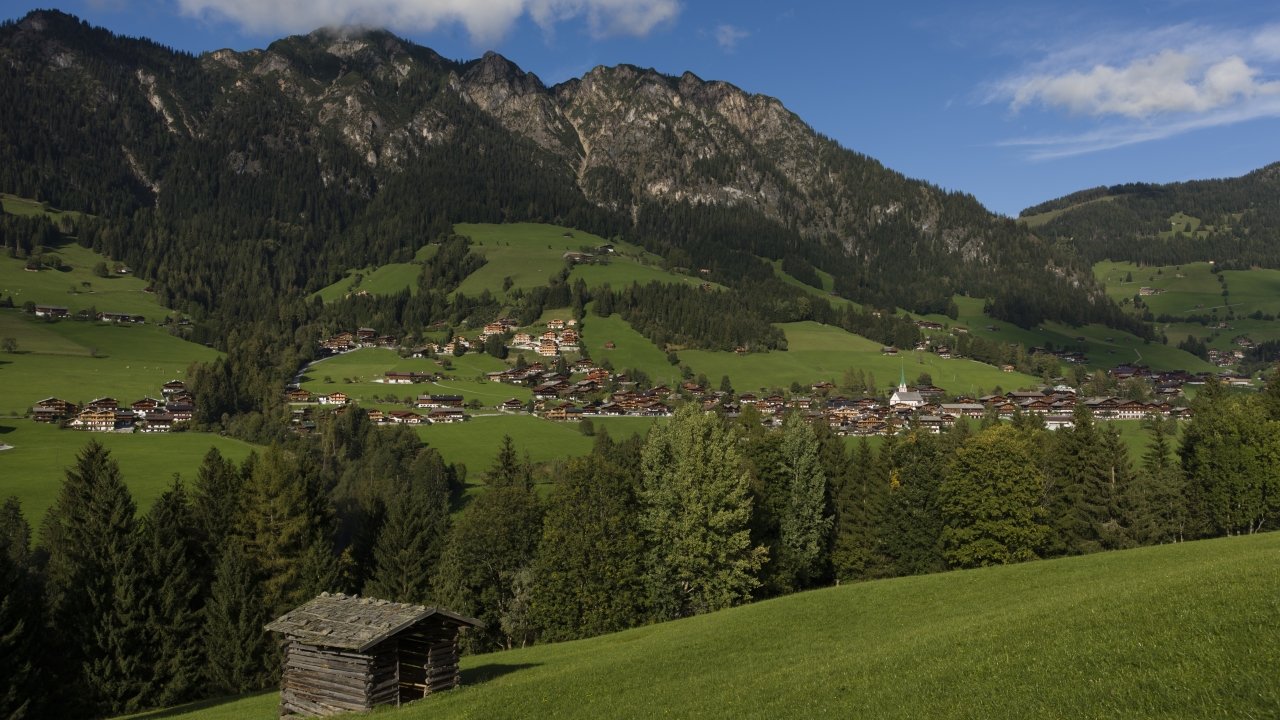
[1,9,1278,720]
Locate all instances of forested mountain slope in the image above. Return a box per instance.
[1022,163,1280,268]
[0,9,1132,332]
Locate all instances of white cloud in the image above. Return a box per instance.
[1005,51,1280,118]
[176,0,680,43]
[987,22,1280,157]
[998,94,1280,160]
[714,23,748,52]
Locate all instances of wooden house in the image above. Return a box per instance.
[265,593,481,718]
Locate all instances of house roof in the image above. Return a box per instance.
[265,593,481,652]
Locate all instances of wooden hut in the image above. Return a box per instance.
[265,593,482,718]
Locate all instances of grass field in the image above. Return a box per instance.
[0,238,163,318]
[1,193,86,222]
[312,245,438,303]
[417,414,657,477]
[682,321,1042,396]
[298,349,525,407]
[0,420,255,527]
[0,311,220,413]
[129,531,1280,720]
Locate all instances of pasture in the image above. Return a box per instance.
[0,420,255,527]
[127,532,1280,720]
[0,311,219,413]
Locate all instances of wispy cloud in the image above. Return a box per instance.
[714,23,748,52]
[986,22,1280,158]
[175,0,681,44]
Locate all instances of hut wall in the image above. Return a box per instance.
[279,642,377,718]
[390,620,464,703]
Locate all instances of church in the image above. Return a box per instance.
[889,367,925,408]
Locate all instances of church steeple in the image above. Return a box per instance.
[899,362,907,392]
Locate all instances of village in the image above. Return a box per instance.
[29,379,195,433]
[304,319,1221,437]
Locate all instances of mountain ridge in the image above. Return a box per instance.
[0,9,1131,332]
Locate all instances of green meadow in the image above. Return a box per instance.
[452,222,618,298]
[0,420,255,527]
[416,414,657,478]
[0,311,220,413]
[0,239,162,318]
[1,192,86,222]
[297,349,526,407]
[312,245,438,303]
[682,321,1042,396]
[129,532,1280,720]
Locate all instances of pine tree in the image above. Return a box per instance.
[1044,404,1113,555]
[364,452,450,603]
[530,454,647,642]
[87,534,154,715]
[202,540,269,695]
[878,430,946,576]
[140,479,208,707]
[775,414,832,591]
[641,405,767,619]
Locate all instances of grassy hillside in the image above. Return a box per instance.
[312,245,439,303]
[0,420,256,526]
[0,311,220,412]
[129,532,1280,720]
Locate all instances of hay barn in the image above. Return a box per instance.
[265,593,481,718]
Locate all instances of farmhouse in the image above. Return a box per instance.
[266,593,481,718]
[34,304,69,319]
[416,394,464,409]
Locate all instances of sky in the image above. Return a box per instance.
[6,0,1280,216]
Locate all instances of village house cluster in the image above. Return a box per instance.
[31,380,195,433]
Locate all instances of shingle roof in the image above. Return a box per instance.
[265,593,482,652]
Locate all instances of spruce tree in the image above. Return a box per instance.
[190,447,244,558]
[202,540,269,696]
[40,441,143,717]
[1127,424,1187,544]
[1044,404,1113,555]
[641,405,767,619]
[530,454,647,642]
[141,479,208,706]
[364,452,450,603]
[87,535,154,715]
[878,430,946,576]
[831,438,885,581]
[0,523,37,720]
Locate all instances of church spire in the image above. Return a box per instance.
[899,362,907,392]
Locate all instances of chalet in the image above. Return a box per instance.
[162,380,187,396]
[383,371,428,385]
[916,320,944,330]
[34,305,69,319]
[73,409,119,432]
[356,328,377,342]
[428,408,468,423]
[166,402,195,421]
[537,339,560,357]
[547,319,566,331]
[1044,414,1076,431]
[286,388,314,403]
[318,393,349,406]
[86,397,119,411]
[481,322,508,337]
[532,382,568,400]
[32,397,77,423]
[130,397,162,415]
[416,395,464,409]
[881,346,898,356]
[387,410,425,425]
[366,410,385,424]
[511,332,535,347]
[265,593,481,718]
[499,398,526,412]
[97,311,145,324]
[140,411,174,433]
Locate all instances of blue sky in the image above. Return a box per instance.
[7,0,1280,216]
